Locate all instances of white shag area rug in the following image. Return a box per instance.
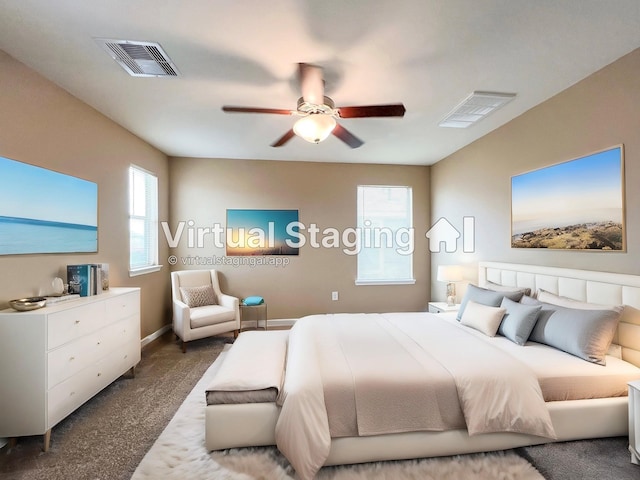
[131,358,545,480]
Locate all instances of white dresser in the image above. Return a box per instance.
[0,287,140,451]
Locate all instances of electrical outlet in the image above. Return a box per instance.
[332,291,339,301]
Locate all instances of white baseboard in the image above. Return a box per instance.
[141,319,296,347]
[267,318,297,328]
[140,324,172,349]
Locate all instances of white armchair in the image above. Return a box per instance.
[171,269,240,353]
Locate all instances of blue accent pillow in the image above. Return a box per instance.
[456,284,525,321]
[242,296,264,306]
[498,297,541,345]
[522,296,622,365]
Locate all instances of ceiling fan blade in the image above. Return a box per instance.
[222,106,294,115]
[332,123,364,149]
[271,129,296,147]
[298,63,324,105]
[337,104,406,118]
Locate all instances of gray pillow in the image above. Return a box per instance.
[486,281,531,297]
[522,296,621,365]
[456,284,526,321]
[498,297,541,345]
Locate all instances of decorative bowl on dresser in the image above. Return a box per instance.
[8,296,47,311]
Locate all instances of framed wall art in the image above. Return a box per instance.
[0,156,98,255]
[511,145,624,251]
[226,209,299,256]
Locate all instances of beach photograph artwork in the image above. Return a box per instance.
[511,146,624,250]
[226,209,299,256]
[0,156,98,255]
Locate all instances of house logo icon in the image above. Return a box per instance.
[425,216,475,253]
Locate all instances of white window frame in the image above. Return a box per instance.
[355,185,415,286]
[129,165,161,276]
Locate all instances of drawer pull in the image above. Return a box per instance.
[75,320,80,324]
[97,372,101,377]
[70,391,75,396]
[97,341,101,345]
[69,356,75,361]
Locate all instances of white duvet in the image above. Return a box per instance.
[275,313,556,479]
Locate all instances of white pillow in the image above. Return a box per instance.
[536,289,622,312]
[460,300,506,337]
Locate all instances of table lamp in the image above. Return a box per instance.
[437,265,463,306]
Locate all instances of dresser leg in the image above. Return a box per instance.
[8,437,17,448]
[124,365,136,378]
[43,429,51,452]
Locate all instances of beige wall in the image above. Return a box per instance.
[0,50,170,338]
[430,48,640,301]
[168,157,431,319]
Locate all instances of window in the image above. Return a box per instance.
[356,185,415,285]
[129,165,160,275]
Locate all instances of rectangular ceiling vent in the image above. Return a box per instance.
[439,91,516,128]
[94,38,179,77]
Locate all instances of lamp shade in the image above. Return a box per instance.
[437,265,463,283]
[293,114,336,143]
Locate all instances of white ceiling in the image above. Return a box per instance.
[0,1,639,166]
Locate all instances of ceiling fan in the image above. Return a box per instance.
[222,63,406,149]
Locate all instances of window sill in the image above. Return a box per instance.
[355,278,416,286]
[129,265,163,277]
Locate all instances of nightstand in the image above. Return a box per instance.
[629,380,640,465]
[240,303,268,331]
[428,301,460,314]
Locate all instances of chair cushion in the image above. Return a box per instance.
[180,284,217,307]
[190,305,236,328]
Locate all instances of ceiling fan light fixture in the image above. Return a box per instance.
[293,114,337,144]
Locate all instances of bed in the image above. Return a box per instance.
[204,262,640,479]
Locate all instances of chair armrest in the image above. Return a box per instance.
[218,294,240,326]
[218,293,238,308]
[172,299,191,335]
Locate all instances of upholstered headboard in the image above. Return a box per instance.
[478,262,640,368]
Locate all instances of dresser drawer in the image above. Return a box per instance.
[105,291,140,323]
[48,301,107,349]
[47,341,138,428]
[47,317,138,388]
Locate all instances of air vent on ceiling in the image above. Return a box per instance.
[439,91,516,128]
[94,38,179,77]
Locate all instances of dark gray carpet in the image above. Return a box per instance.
[1,330,638,480]
[520,436,638,480]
